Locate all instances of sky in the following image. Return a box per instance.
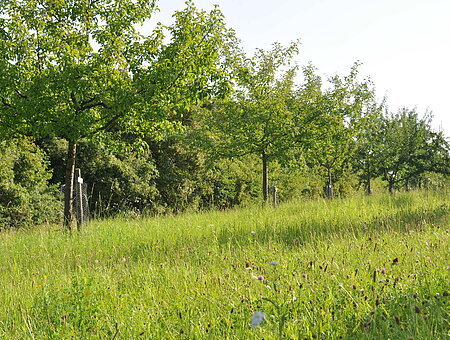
[147,0,450,136]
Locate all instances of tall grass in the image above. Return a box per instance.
[0,191,448,338]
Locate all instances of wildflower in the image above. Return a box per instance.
[378,280,385,283]
[257,275,265,281]
[302,274,308,278]
[250,311,266,327]
[338,283,343,287]
[270,261,279,266]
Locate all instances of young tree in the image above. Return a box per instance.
[205,42,300,202]
[377,108,449,193]
[302,63,375,197]
[353,99,385,195]
[0,0,236,229]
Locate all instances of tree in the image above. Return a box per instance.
[353,99,384,195]
[377,108,449,193]
[300,63,376,197]
[0,0,236,229]
[205,42,300,202]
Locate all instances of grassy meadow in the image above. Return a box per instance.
[0,191,449,339]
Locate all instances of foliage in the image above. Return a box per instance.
[352,101,384,194]
[206,156,261,208]
[77,142,160,217]
[300,63,377,197]
[0,0,239,227]
[0,1,449,224]
[376,108,450,193]
[0,139,61,229]
[204,42,300,201]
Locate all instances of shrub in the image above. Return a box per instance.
[0,139,61,229]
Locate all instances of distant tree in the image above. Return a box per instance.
[353,99,385,195]
[0,1,236,229]
[205,42,300,202]
[301,63,376,197]
[377,108,450,193]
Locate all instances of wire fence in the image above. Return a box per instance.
[75,181,89,225]
[61,169,89,228]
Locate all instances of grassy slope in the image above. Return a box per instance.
[0,191,449,339]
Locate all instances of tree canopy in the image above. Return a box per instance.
[0,0,239,228]
[0,1,448,229]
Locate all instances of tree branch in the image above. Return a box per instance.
[81,101,109,110]
[15,90,28,100]
[1,97,13,108]
[70,91,79,107]
[83,112,124,138]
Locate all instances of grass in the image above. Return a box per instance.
[0,190,449,339]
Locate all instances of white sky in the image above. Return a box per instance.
[148,0,450,136]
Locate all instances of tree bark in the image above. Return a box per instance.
[366,163,372,195]
[405,178,410,191]
[64,140,77,230]
[262,152,269,203]
[326,161,333,198]
[388,181,394,194]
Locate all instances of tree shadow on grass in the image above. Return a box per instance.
[215,204,449,249]
[120,203,448,263]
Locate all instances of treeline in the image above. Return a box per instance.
[0,1,449,229]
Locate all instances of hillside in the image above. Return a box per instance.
[0,191,449,339]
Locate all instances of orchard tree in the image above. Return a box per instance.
[0,0,236,229]
[377,108,449,193]
[206,42,299,202]
[303,63,375,197]
[353,99,384,195]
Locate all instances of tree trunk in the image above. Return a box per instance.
[405,178,410,191]
[366,164,372,195]
[64,140,77,230]
[388,181,394,194]
[262,152,269,203]
[326,161,333,198]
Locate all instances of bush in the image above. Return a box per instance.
[77,141,160,217]
[206,156,261,209]
[0,139,61,229]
